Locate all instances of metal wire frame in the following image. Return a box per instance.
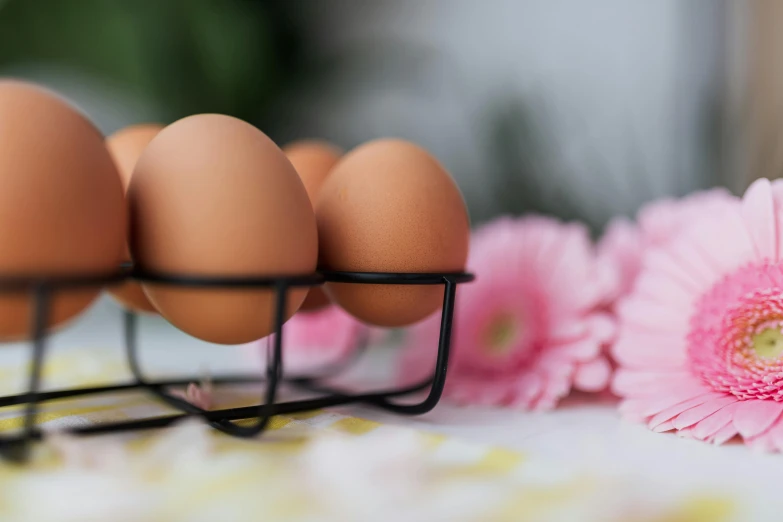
[0,268,474,463]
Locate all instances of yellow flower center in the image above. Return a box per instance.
[752,327,783,360]
[484,314,520,356]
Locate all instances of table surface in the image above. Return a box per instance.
[10,297,783,519]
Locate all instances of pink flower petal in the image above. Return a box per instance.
[652,420,675,433]
[536,354,577,378]
[532,367,575,411]
[619,391,716,421]
[548,321,587,343]
[601,189,738,310]
[510,373,544,409]
[690,403,740,440]
[710,423,739,446]
[665,236,729,291]
[771,181,783,261]
[731,400,783,439]
[672,395,738,430]
[632,271,694,308]
[742,410,783,452]
[618,399,663,421]
[616,297,690,333]
[643,248,705,295]
[674,205,754,279]
[525,221,570,287]
[573,356,611,392]
[763,417,783,452]
[693,419,732,442]
[615,376,711,400]
[450,378,513,407]
[741,178,777,262]
[612,330,687,370]
[587,313,616,343]
[533,388,565,411]
[597,217,643,301]
[647,394,715,430]
[612,369,693,396]
[747,436,776,452]
[538,224,603,314]
[548,337,601,362]
[676,426,695,439]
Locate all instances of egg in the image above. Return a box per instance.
[129,114,318,344]
[283,140,342,311]
[316,138,469,327]
[0,80,126,339]
[106,124,164,314]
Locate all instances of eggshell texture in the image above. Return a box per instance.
[106,124,163,314]
[0,80,126,339]
[129,114,318,344]
[316,138,469,327]
[283,140,342,311]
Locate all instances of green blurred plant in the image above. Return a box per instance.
[0,0,306,124]
[481,98,613,232]
[482,93,730,233]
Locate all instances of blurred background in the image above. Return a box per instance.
[0,0,777,232]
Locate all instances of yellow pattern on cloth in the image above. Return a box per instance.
[0,348,739,522]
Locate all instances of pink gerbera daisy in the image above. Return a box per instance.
[598,188,737,304]
[612,178,783,450]
[399,216,615,410]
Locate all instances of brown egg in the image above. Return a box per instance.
[0,80,126,339]
[283,140,342,311]
[316,138,469,327]
[129,114,318,344]
[106,124,164,314]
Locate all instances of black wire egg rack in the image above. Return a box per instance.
[0,266,474,463]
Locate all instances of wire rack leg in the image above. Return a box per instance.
[0,285,51,462]
[23,285,50,438]
[288,277,457,414]
[123,286,287,438]
[369,277,456,414]
[124,311,208,416]
[211,283,286,437]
